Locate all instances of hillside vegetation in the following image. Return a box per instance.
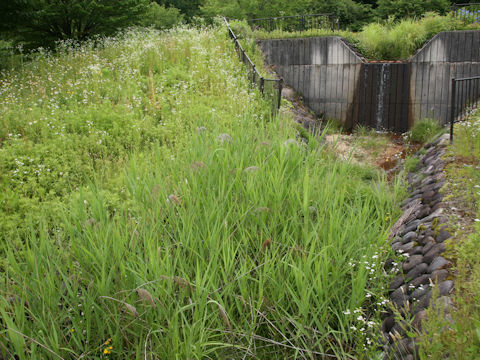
[0,25,407,358]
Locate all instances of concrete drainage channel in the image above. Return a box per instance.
[383,133,454,360]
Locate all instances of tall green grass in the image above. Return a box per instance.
[0,25,404,358]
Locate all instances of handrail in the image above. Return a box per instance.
[223,17,283,112]
[243,13,339,32]
[246,13,334,22]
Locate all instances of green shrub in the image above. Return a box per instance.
[142,2,183,30]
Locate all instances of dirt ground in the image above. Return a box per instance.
[282,85,411,173]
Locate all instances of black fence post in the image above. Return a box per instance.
[450,78,456,142]
[277,79,283,110]
[260,77,265,94]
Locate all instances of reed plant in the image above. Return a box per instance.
[0,25,405,358]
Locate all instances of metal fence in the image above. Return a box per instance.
[452,3,480,23]
[224,17,283,114]
[450,75,480,141]
[246,13,339,32]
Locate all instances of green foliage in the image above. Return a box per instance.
[202,0,373,30]
[142,2,183,29]
[0,25,404,358]
[3,0,149,48]
[376,0,450,20]
[406,118,444,143]
[156,0,204,19]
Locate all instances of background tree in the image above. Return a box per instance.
[142,2,183,29]
[3,0,149,48]
[201,0,374,30]
[376,0,451,20]
[154,0,204,19]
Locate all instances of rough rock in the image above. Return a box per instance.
[402,255,424,272]
[427,256,450,273]
[423,243,446,264]
[436,229,451,243]
[405,263,428,282]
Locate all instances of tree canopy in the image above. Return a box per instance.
[3,0,149,48]
[0,0,458,49]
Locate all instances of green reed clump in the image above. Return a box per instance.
[0,25,404,359]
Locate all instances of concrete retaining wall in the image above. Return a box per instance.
[410,31,480,126]
[259,31,480,132]
[260,37,362,129]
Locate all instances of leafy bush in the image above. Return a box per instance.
[142,2,183,30]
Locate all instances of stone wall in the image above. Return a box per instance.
[383,134,454,359]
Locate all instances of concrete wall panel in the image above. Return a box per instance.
[259,30,480,131]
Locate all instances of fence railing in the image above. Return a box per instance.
[245,13,339,32]
[450,75,480,141]
[224,17,283,114]
[452,3,480,23]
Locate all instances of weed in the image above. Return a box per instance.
[404,156,420,173]
[406,118,444,144]
[0,25,405,359]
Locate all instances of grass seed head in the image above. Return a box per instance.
[124,302,138,317]
[217,303,232,331]
[137,288,156,307]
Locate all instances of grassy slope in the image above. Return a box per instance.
[0,26,404,359]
